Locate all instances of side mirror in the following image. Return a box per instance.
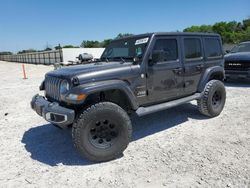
[225,50,230,54]
[149,50,165,65]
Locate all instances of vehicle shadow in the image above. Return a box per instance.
[22,103,207,166]
[131,103,207,141]
[21,124,94,166]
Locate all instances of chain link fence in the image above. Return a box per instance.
[0,50,63,65]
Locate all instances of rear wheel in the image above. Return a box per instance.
[72,102,132,162]
[198,80,226,117]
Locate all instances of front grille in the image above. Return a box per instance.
[225,60,250,71]
[45,76,62,101]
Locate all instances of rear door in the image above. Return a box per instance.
[203,37,224,68]
[182,37,205,95]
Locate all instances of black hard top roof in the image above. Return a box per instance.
[114,32,220,41]
[153,32,220,37]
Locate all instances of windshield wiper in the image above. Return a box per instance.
[120,57,125,64]
[121,56,140,64]
[105,56,137,64]
[100,57,109,62]
[108,57,127,64]
[116,56,134,63]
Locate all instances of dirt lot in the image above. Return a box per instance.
[0,60,249,188]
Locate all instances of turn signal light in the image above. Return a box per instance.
[66,93,87,101]
[76,94,87,101]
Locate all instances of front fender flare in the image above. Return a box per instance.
[69,80,139,110]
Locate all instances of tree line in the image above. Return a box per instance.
[184,18,250,44]
[79,18,250,46]
[1,18,249,55]
[0,33,133,55]
[79,33,133,48]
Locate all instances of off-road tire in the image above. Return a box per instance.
[197,80,226,117]
[72,102,132,162]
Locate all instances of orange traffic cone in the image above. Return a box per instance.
[22,64,27,79]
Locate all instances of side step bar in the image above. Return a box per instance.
[136,93,202,117]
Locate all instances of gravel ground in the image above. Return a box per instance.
[0,61,250,188]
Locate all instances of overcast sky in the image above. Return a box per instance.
[0,0,249,52]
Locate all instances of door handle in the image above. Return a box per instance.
[173,67,182,74]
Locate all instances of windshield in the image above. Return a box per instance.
[231,43,250,53]
[101,36,150,62]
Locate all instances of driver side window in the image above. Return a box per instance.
[153,39,178,62]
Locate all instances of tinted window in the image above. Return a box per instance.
[153,39,178,61]
[231,42,250,53]
[184,38,202,59]
[204,38,222,57]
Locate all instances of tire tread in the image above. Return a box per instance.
[197,80,225,117]
[72,102,132,162]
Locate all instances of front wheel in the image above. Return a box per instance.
[72,102,132,162]
[197,80,226,117]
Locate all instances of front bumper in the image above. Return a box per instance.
[225,70,250,79]
[31,94,75,128]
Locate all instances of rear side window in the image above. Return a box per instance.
[204,38,222,58]
[184,38,202,59]
[153,39,178,61]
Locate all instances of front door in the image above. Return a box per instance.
[146,36,184,104]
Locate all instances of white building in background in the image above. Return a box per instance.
[0,48,105,64]
[62,48,105,62]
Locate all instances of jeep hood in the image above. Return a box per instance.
[46,61,138,84]
[225,52,250,61]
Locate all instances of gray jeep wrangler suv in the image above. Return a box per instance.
[31,32,226,162]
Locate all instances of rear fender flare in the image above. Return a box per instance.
[197,66,225,92]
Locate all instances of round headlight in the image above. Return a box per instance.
[60,80,69,94]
